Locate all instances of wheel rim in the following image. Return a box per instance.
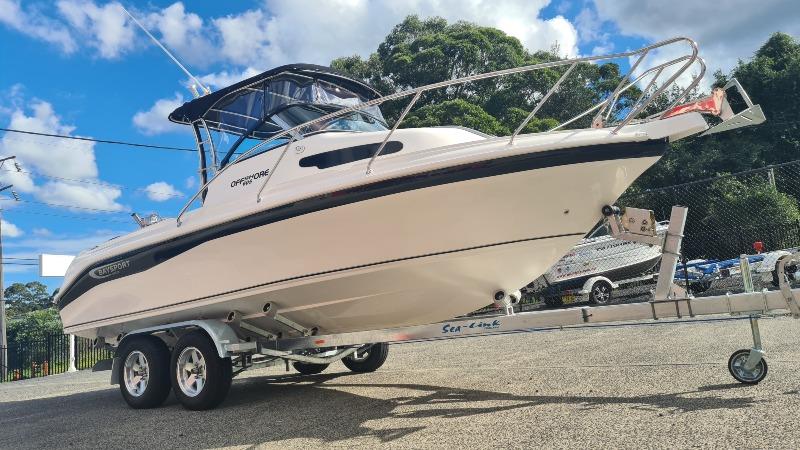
[594,284,610,303]
[350,345,372,362]
[176,347,207,397]
[730,352,764,382]
[123,351,149,397]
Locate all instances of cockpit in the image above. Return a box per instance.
[168,64,387,185]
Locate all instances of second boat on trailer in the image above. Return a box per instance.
[54,37,769,409]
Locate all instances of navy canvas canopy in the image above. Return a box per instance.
[168,64,382,140]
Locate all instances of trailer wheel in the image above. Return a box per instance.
[171,331,232,410]
[118,335,171,409]
[292,362,329,375]
[728,349,768,384]
[343,343,389,373]
[589,280,613,304]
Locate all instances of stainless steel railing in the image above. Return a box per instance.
[176,37,703,226]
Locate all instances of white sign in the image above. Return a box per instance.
[39,254,75,277]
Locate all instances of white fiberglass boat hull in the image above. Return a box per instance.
[60,151,661,338]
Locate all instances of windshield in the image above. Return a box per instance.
[273,104,387,134]
[207,75,386,141]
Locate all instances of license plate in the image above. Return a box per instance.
[562,294,577,304]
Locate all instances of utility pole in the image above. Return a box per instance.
[0,216,5,381]
[0,157,16,380]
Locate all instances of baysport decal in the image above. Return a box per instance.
[89,260,131,279]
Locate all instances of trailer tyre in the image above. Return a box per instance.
[342,343,389,373]
[589,280,613,305]
[171,331,232,410]
[118,335,171,409]
[293,362,329,375]
[728,349,768,384]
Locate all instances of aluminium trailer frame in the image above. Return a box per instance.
[111,205,800,391]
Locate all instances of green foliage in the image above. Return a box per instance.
[331,15,637,131]
[703,177,800,229]
[403,99,508,135]
[4,282,54,317]
[7,308,63,343]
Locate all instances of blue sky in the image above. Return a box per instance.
[0,0,797,293]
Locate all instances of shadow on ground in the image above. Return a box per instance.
[0,371,764,448]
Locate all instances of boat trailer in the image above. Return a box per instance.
[109,205,800,409]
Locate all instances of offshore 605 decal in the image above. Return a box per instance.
[231,169,270,188]
[89,259,131,279]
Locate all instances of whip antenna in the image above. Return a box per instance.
[120,5,211,97]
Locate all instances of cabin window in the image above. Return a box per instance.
[299,141,403,169]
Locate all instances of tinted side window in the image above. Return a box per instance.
[299,141,403,169]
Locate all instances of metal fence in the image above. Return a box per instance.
[0,334,113,383]
[621,160,800,261]
[519,160,800,309]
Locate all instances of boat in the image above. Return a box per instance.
[525,221,668,304]
[55,38,765,344]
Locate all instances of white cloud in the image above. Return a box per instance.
[211,0,579,69]
[0,95,125,212]
[33,227,52,237]
[37,181,124,212]
[5,0,581,69]
[0,0,77,53]
[184,176,197,190]
[132,92,187,135]
[1,219,23,238]
[57,0,136,59]
[198,67,263,90]
[143,181,183,202]
[6,229,128,257]
[590,0,800,88]
[144,2,215,67]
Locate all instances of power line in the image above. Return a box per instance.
[0,127,195,152]
[0,198,131,214]
[3,210,133,224]
[0,167,188,199]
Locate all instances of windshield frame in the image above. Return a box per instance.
[217,101,388,169]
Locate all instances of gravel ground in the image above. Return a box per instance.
[1,316,800,449]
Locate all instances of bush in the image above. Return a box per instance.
[7,308,63,343]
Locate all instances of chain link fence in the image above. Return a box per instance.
[517,160,800,311]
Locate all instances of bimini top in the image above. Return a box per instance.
[168,64,384,140]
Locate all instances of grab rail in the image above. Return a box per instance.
[176,36,702,226]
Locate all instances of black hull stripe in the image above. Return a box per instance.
[63,232,585,329]
[57,138,667,309]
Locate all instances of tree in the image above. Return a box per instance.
[4,282,54,317]
[704,177,800,229]
[6,308,63,343]
[331,15,639,135]
[402,99,509,135]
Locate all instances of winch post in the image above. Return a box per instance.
[654,206,688,301]
[743,315,765,371]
